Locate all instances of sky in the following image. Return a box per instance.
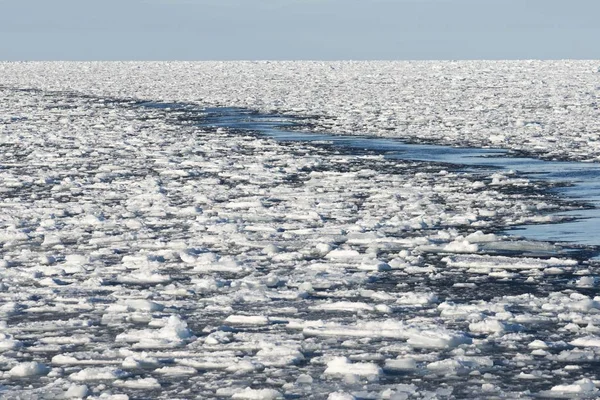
[0,0,598,61]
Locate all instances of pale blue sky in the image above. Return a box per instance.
[1,0,598,60]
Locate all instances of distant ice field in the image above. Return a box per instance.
[0,60,599,161]
[1,63,600,399]
[196,106,600,247]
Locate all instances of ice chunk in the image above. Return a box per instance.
[155,365,197,376]
[0,333,22,351]
[443,240,478,253]
[311,301,375,313]
[550,378,597,394]
[9,361,50,377]
[324,357,382,378]
[118,272,172,284]
[116,315,192,348]
[122,299,165,312]
[407,330,472,349]
[328,393,356,400]
[570,336,600,347]
[69,367,129,381]
[325,249,361,260]
[224,315,271,326]
[231,387,283,399]
[114,377,161,390]
[65,384,90,398]
[384,358,417,371]
[469,319,508,334]
[396,292,438,306]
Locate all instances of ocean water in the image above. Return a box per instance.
[198,106,600,249]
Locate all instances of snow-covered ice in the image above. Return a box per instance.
[0,62,599,399]
[1,61,599,161]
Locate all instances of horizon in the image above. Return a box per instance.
[3,59,599,63]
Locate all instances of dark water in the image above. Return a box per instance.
[199,107,600,249]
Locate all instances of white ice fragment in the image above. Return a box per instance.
[358,259,391,271]
[481,383,498,392]
[114,377,161,390]
[570,336,600,348]
[443,240,478,253]
[0,302,23,316]
[388,258,410,269]
[407,330,472,349]
[193,254,244,273]
[122,355,160,369]
[0,339,22,351]
[531,349,549,357]
[224,315,271,326]
[224,200,263,210]
[325,249,361,260]
[469,319,510,334]
[125,219,144,230]
[9,361,50,377]
[116,315,192,348]
[154,365,197,375]
[52,355,83,365]
[569,298,600,313]
[296,374,313,385]
[39,254,56,265]
[528,340,549,349]
[396,292,438,306]
[327,393,356,400]
[465,231,498,243]
[426,359,463,373]
[324,357,382,378]
[444,254,576,271]
[315,243,334,255]
[40,335,91,345]
[81,214,105,226]
[64,254,90,267]
[226,360,264,374]
[302,319,470,349]
[42,234,62,246]
[311,301,375,313]
[65,384,90,398]
[543,267,565,275]
[256,345,305,367]
[231,387,283,399]
[122,299,165,312]
[452,282,476,288]
[38,277,71,286]
[117,272,172,284]
[375,304,392,313]
[204,330,234,345]
[262,244,281,255]
[384,358,417,371]
[518,371,542,380]
[576,276,599,288]
[69,367,129,381]
[550,378,597,394]
[0,333,22,351]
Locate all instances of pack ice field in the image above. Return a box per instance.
[0,61,600,399]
